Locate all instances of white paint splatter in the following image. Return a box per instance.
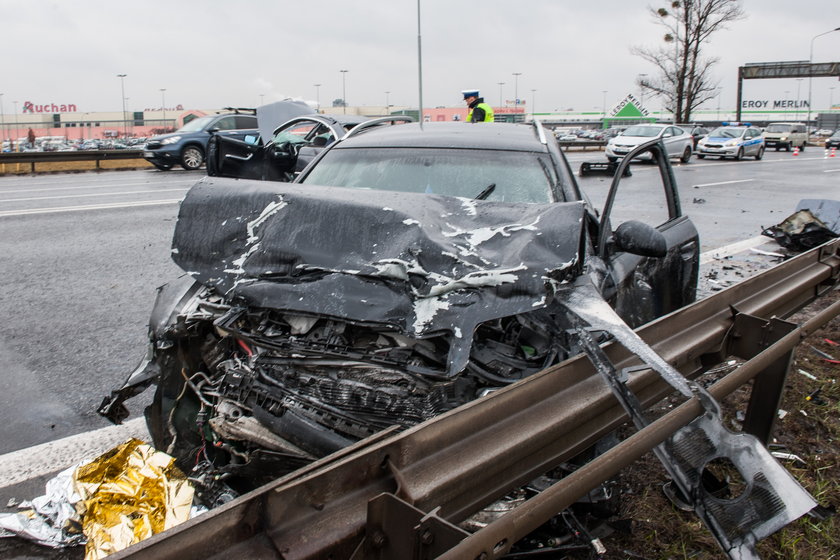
[413,296,451,332]
[246,198,288,244]
[442,216,542,247]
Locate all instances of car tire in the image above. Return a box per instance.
[735,148,744,161]
[785,143,791,152]
[755,146,764,160]
[181,146,204,170]
[799,143,805,152]
[153,163,172,171]
[697,154,705,159]
[680,146,692,163]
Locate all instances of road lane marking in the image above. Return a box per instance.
[692,179,755,188]
[700,235,770,265]
[0,179,195,195]
[823,169,840,173]
[0,417,149,489]
[2,187,188,203]
[0,199,181,217]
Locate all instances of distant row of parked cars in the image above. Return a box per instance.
[601,121,839,164]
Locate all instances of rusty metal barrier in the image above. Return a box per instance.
[0,150,146,173]
[112,239,840,560]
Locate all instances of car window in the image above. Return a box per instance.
[235,115,258,129]
[622,126,661,137]
[213,116,239,131]
[273,122,334,147]
[671,127,685,136]
[300,147,558,203]
[178,116,216,133]
[766,124,792,133]
[709,127,741,139]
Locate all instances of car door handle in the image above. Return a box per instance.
[679,241,697,261]
[226,153,254,161]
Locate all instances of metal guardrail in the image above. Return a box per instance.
[0,150,146,173]
[114,239,840,560]
[557,140,605,150]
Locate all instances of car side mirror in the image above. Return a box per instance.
[613,220,667,257]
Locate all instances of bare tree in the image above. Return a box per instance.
[633,1,744,123]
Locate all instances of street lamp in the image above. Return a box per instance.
[13,100,19,146]
[796,79,803,121]
[385,91,390,114]
[260,94,265,106]
[117,74,127,138]
[512,72,522,105]
[160,89,166,132]
[314,84,321,112]
[340,70,348,114]
[807,27,840,141]
[497,82,505,107]
[531,89,536,119]
[602,90,608,120]
[830,87,836,111]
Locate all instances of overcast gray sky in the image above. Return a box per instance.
[3,0,839,115]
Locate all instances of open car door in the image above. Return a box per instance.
[595,138,699,328]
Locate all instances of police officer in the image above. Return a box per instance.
[462,89,494,123]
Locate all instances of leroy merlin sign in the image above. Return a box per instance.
[609,94,650,118]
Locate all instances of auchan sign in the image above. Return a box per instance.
[22,101,78,114]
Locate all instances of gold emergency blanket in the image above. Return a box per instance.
[73,438,193,559]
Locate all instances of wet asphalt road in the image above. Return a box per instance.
[0,150,837,455]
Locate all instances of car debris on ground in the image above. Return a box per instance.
[0,439,195,560]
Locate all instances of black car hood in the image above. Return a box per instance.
[173,178,585,374]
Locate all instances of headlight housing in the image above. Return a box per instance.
[161,136,182,145]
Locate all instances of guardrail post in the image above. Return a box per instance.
[725,314,798,445]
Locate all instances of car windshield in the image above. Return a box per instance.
[177,116,217,133]
[300,147,558,203]
[621,126,662,138]
[766,124,793,133]
[709,127,744,139]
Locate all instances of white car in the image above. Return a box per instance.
[606,124,694,163]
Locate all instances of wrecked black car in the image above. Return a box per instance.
[101,122,699,511]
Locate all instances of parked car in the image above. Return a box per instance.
[762,122,807,152]
[605,124,694,163]
[142,110,259,171]
[696,125,765,160]
[101,123,698,527]
[677,125,709,149]
[825,131,840,150]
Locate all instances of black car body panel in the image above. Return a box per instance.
[173,179,585,375]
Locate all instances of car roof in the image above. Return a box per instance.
[333,122,549,152]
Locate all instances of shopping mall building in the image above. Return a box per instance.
[0,99,529,144]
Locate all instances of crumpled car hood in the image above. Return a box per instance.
[172,178,585,374]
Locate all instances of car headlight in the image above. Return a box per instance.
[725,140,738,147]
[698,139,707,147]
[780,136,788,141]
[161,136,182,145]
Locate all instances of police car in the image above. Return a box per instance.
[696,123,765,161]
